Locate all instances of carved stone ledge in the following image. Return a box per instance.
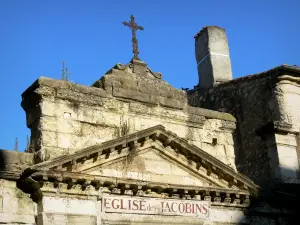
[185,195,192,200]
[29,125,258,195]
[137,190,145,196]
[204,196,211,201]
[102,187,111,193]
[171,194,180,199]
[233,198,241,204]
[242,195,250,206]
[214,196,222,203]
[193,195,201,200]
[124,190,133,195]
[112,188,121,194]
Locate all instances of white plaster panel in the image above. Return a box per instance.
[42,197,97,215]
[209,208,246,223]
[277,145,299,180]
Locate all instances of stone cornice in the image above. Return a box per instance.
[277,75,300,85]
[101,60,162,80]
[21,77,235,122]
[189,64,300,92]
[30,125,258,193]
[256,121,299,139]
[17,168,251,207]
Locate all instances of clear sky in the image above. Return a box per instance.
[0,0,299,151]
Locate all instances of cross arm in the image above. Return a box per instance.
[137,25,144,30]
[122,22,130,27]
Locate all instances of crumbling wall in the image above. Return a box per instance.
[0,150,35,224]
[0,149,34,171]
[0,179,36,224]
[21,76,237,170]
[188,75,280,185]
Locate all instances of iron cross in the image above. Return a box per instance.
[122,15,144,60]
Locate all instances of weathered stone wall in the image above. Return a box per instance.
[0,179,36,224]
[21,75,237,170]
[35,192,295,225]
[0,150,35,224]
[0,149,34,171]
[188,74,280,185]
[188,70,300,185]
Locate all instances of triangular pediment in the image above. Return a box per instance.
[83,147,221,188]
[31,125,258,192]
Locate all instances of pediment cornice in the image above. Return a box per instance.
[30,125,259,194]
[17,168,251,207]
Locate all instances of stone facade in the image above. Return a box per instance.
[21,59,237,170]
[0,25,299,224]
[188,66,300,186]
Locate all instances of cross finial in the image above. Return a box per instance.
[122,14,144,60]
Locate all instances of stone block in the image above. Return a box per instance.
[41,131,58,147]
[0,195,2,211]
[158,95,185,109]
[42,213,67,225]
[67,215,97,224]
[0,180,35,224]
[113,87,156,105]
[56,88,108,106]
[57,133,78,149]
[276,145,299,182]
[42,196,97,215]
[40,116,82,135]
[275,133,297,147]
[80,123,115,139]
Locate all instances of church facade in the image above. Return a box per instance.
[0,23,299,224]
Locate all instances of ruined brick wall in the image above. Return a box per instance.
[188,75,280,185]
[21,63,237,170]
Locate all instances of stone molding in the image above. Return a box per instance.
[17,169,251,208]
[21,77,235,122]
[101,59,162,80]
[189,64,300,92]
[29,125,257,192]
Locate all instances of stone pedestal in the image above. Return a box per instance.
[132,59,147,76]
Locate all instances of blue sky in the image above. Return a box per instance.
[0,0,299,151]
